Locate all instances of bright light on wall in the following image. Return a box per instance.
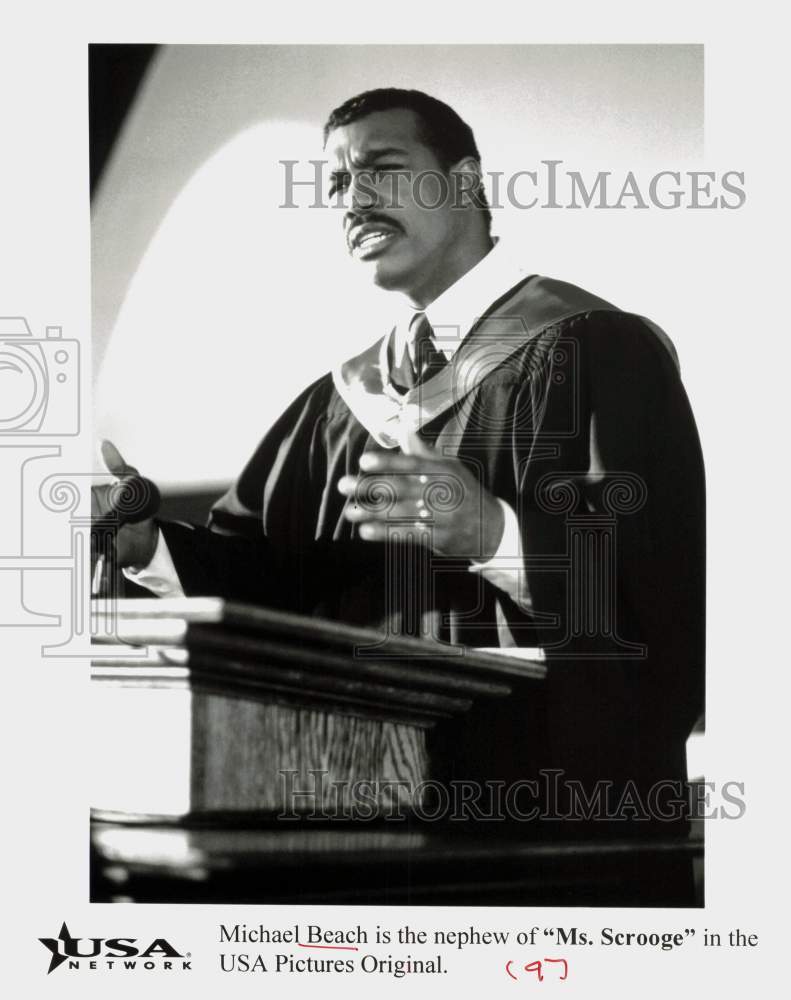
[94,45,704,490]
[96,120,389,488]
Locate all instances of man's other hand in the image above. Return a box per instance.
[338,431,505,560]
[91,440,160,570]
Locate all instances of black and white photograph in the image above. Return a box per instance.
[89,42,707,907]
[1,2,787,995]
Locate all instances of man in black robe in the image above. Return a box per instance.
[100,88,705,825]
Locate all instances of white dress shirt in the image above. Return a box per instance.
[126,240,531,609]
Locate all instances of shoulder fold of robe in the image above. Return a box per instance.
[332,274,679,448]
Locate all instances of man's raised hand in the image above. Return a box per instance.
[91,440,160,570]
[337,431,504,560]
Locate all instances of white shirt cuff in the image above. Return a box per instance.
[468,498,532,609]
[123,527,186,599]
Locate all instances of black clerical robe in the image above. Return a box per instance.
[160,274,705,805]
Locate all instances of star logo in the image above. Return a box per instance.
[38,922,76,974]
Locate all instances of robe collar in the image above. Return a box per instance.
[332,242,534,448]
[332,253,677,449]
[389,238,529,363]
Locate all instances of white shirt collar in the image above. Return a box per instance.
[391,239,529,362]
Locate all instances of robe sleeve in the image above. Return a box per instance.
[157,374,388,614]
[157,375,333,607]
[504,310,705,785]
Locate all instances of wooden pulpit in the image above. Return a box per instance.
[90,600,701,905]
[91,598,546,820]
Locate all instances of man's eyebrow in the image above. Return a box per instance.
[329,148,409,188]
[351,147,409,167]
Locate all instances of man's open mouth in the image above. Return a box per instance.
[348,223,402,260]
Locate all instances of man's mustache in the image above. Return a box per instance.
[345,211,404,237]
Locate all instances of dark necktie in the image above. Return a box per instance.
[391,312,447,391]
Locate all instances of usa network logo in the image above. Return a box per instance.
[38,922,192,973]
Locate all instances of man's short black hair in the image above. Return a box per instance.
[323,87,492,230]
[324,88,482,167]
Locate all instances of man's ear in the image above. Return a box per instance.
[450,157,484,208]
